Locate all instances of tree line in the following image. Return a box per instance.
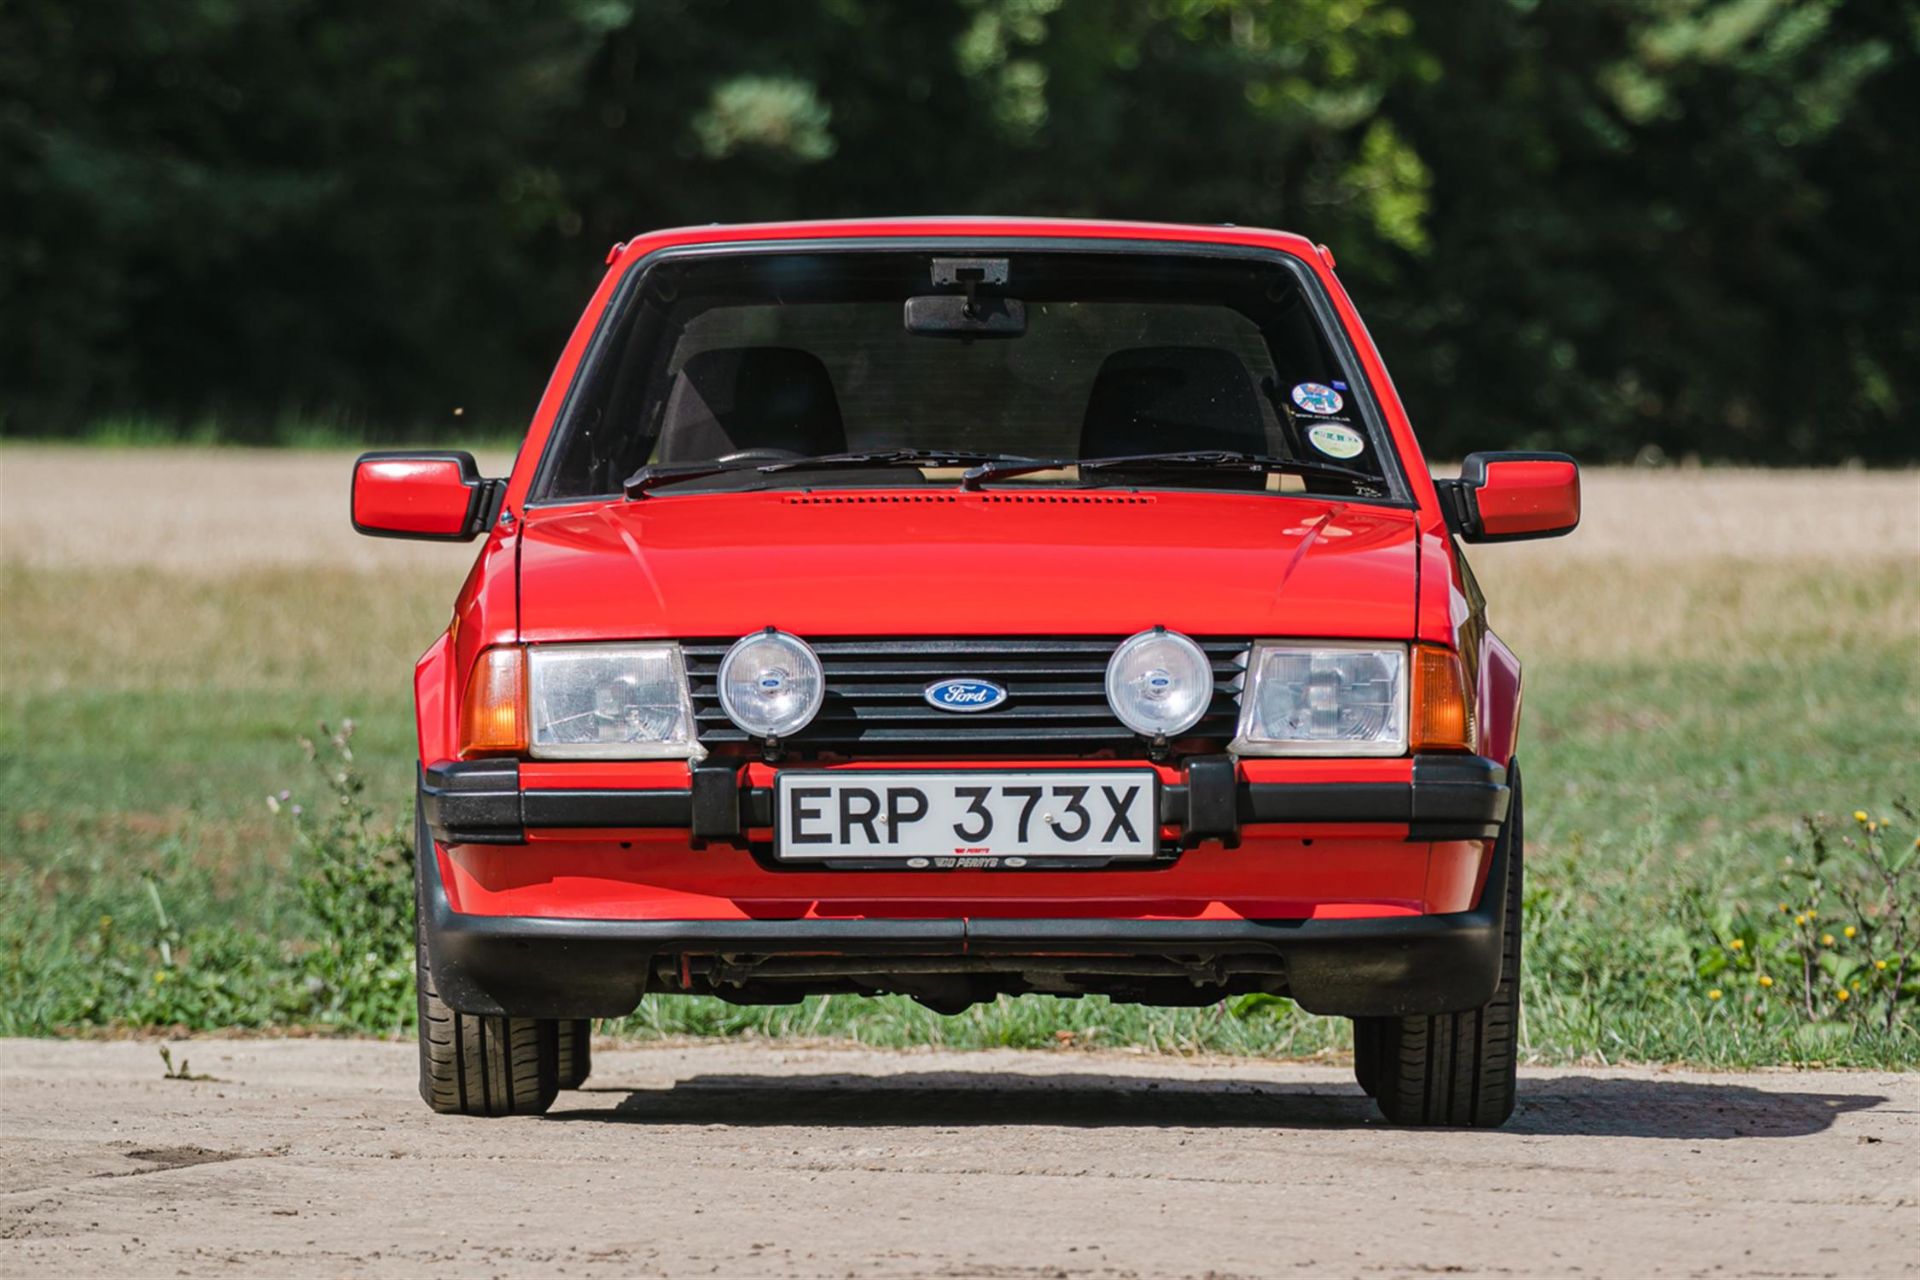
[3,0,1914,462]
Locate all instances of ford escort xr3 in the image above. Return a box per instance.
[351,217,1581,1125]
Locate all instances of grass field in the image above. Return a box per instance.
[2,446,1916,1064]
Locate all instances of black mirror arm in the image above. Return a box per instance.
[475,478,509,534]
[1433,477,1482,539]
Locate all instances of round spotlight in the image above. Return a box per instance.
[1105,628,1214,739]
[718,629,825,739]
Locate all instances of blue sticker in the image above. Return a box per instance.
[1291,382,1345,415]
[1331,380,1348,391]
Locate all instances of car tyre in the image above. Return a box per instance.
[1368,765,1524,1128]
[415,917,560,1117]
[1351,1017,1382,1096]
[557,1018,592,1090]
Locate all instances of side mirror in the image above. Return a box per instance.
[1435,451,1580,543]
[351,451,501,541]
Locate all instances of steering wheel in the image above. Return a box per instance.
[717,447,806,464]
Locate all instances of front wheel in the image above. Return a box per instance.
[1354,765,1524,1128]
[557,1018,592,1090]
[416,917,560,1117]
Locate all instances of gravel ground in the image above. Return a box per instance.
[1,1039,1914,1278]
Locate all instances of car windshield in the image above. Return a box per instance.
[536,248,1398,501]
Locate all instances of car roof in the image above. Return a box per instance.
[608,216,1325,268]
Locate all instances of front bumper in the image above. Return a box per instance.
[416,755,1513,1021]
[422,753,1510,847]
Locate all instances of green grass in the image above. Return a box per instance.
[3,555,1913,1064]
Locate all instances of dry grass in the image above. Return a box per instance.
[0,446,514,575]
[0,561,450,694]
[3,445,1914,674]
[4,446,1914,571]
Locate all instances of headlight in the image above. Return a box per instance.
[719,629,825,739]
[1232,643,1407,756]
[527,643,702,759]
[1105,628,1214,739]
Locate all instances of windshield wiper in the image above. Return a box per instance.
[958,449,1379,490]
[624,459,764,498]
[625,449,1031,498]
[759,448,1024,473]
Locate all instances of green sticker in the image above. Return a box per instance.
[1307,422,1365,460]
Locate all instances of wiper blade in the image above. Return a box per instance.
[1079,450,1379,484]
[759,448,1025,473]
[959,449,1378,490]
[625,449,1031,498]
[623,459,763,498]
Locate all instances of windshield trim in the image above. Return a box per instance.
[525,236,1412,509]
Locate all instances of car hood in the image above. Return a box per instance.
[517,489,1418,641]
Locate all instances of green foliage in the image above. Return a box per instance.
[3,0,1911,459]
[616,987,1345,1058]
[1692,805,1919,1036]
[0,716,418,1036]
[280,721,418,1033]
[0,852,308,1034]
[1,650,1913,1063]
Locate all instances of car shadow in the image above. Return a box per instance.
[550,1069,1890,1139]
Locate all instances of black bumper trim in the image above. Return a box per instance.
[416,789,1513,1021]
[522,788,694,829]
[1410,754,1514,840]
[421,755,1509,847]
[419,760,523,845]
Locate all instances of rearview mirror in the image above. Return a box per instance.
[1435,451,1580,543]
[904,294,1027,337]
[351,451,500,541]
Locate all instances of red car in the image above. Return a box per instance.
[352,218,1579,1125]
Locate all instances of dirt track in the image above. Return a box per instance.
[1,1040,1914,1278]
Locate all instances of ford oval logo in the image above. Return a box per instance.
[923,678,1008,714]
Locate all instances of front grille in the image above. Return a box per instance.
[682,637,1249,758]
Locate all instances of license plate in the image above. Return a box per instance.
[773,770,1158,867]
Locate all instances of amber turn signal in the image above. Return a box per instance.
[460,646,527,757]
[1410,644,1475,752]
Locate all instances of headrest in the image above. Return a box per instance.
[656,347,846,462]
[1078,345,1268,459]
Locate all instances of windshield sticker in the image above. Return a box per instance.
[1307,422,1366,460]
[1291,382,1345,415]
[1331,379,1349,391]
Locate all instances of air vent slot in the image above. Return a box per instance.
[978,493,1155,506]
[784,493,959,506]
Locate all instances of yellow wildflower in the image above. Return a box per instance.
[1729,938,1745,950]
[1875,960,1888,971]
[1853,810,1869,823]
[1758,975,1774,988]
[1821,934,1835,946]
[1794,914,1807,925]
[1836,989,1850,1002]
[1844,926,1856,939]
[1779,903,1791,912]
[152,971,169,985]
[1707,989,1723,1000]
